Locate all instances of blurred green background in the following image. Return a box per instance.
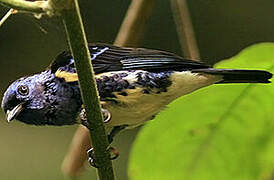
[129,43,274,180]
[0,0,273,179]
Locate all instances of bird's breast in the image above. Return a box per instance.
[96,70,221,128]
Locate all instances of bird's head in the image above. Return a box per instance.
[2,80,27,122]
[1,72,51,124]
[1,71,81,126]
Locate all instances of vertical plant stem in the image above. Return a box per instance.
[62,0,155,178]
[60,0,115,179]
[114,0,155,47]
[170,0,200,60]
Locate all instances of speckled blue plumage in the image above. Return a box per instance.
[2,70,82,125]
[1,68,173,126]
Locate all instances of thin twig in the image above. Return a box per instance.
[170,0,200,60]
[62,126,91,177]
[61,126,90,177]
[0,8,13,27]
[114,0,155,47]
[60,0,115,179]
[0,0,47,14]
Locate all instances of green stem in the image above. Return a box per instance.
[61,0,155,177]
[60,0,115,179]
[0,0,47,14]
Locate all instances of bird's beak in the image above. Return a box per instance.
[6,102,24,122]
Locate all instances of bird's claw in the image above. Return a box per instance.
[80,108,112,129]
[87,146,119,168]
[108,146,119,160]
[87,148,98,168]
[101,108,111,123]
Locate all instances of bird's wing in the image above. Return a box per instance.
[49,43,210,82]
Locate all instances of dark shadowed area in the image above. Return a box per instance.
[0,0,273,179]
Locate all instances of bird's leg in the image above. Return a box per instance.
[87,146,120,167]
[87,125,128,167]
[80,105,124,167]
[107,125,128,144]
[79,108,89,129]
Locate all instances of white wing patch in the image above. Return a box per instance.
[91,47,109,60]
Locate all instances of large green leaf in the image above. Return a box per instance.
[128,43,274,180]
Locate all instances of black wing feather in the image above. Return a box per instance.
[49,43,210,74]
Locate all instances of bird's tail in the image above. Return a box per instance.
[192,68,273,83]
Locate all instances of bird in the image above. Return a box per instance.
[1,43,273,165]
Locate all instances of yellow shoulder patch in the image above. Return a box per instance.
[55,69,79,82]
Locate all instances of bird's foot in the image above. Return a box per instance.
[80,108,112,129]
[87,148,97,168]
[101,108,111,123]
[87,146,119,168]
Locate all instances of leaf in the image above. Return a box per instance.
[128,43,274,180]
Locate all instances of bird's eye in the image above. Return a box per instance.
[17,85,29,96]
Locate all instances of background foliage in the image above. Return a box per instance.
[0,0,273,179]
[129,43,274,180]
